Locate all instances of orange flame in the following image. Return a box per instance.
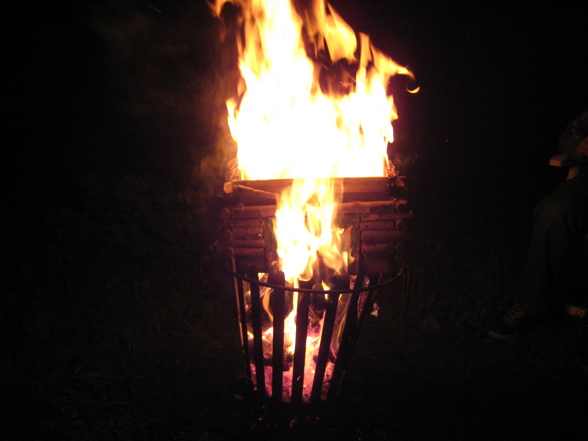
[211,0,414,281]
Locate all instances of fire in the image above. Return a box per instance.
[211,0,414,282]
[211,0,414,401]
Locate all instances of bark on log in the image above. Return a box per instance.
[231,205,278,219]
[358,257,391,274]
[228,201,412,219]
[231,227,264,239]
[228,247,265,257]
[220,239,265,248]
[231,218,264,228]
[225,183,279,205]
[361,230,411,244]
[230,177,390,202]
[361,242,408,255]
[359,220,397,231]
[233,177,387,193]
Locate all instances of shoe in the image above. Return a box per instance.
[579,314,588,372]
[488,302,538,341]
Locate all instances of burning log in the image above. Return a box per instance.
[223,177,405,205]
[224,200,411,220]
[215,191,412,276]
[230,177,388,198]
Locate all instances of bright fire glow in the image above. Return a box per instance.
[211,0,414,401]
[211,0,414,282]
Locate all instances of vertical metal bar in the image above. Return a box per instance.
[231,256,251,379]
[246,266,266,397]
[268,271,285,402]
[357,275,379,328]
[327,275,364,399]
[310,275,347,402]
[338,274,379,383]
[291,279,312,404]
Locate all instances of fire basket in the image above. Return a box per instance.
[205,0,417,414]
[209,173,411,405]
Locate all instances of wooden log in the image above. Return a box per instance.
[220,229,232,241]
[231,205,277,219]
[358,257,391,275]
[360,212,405,221]
[225,182,279,206]
[217,207,231,221]
[338,200,400,214]
[228,247,265,257]
[214,218,264,231]
[231,227,264,239]
[220,239,265,248]
[359,220,396,231]
[232,218,264,228]
[227,200,411,219]
[362,244,393,255]
[395,200,410,213]
[233,177,388,197]
[361,243,409,256]
[361,230,411,244]
[396,219,408,232]
[358,209,412,219]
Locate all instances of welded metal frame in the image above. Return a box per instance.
[225,259,405,404]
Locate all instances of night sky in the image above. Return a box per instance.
[11,0,588,213]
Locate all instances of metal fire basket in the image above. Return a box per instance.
[210,174,411,404]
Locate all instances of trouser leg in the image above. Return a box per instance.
[517,174,588,317]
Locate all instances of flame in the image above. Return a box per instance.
[212,0,414,283]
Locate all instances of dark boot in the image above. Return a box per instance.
[488,302,540,341]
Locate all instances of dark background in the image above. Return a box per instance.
[4,1,588,440]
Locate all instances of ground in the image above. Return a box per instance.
[3,166,587,441]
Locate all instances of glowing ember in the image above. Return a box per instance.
[244,276,355,401]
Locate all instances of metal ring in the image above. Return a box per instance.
[206,248,406,295]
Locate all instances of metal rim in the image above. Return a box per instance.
[205,247,406,295]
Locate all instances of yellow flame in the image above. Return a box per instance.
[211,0,414,282]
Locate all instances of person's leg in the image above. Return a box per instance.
[489,174,588,340]
[517,173,588,317]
